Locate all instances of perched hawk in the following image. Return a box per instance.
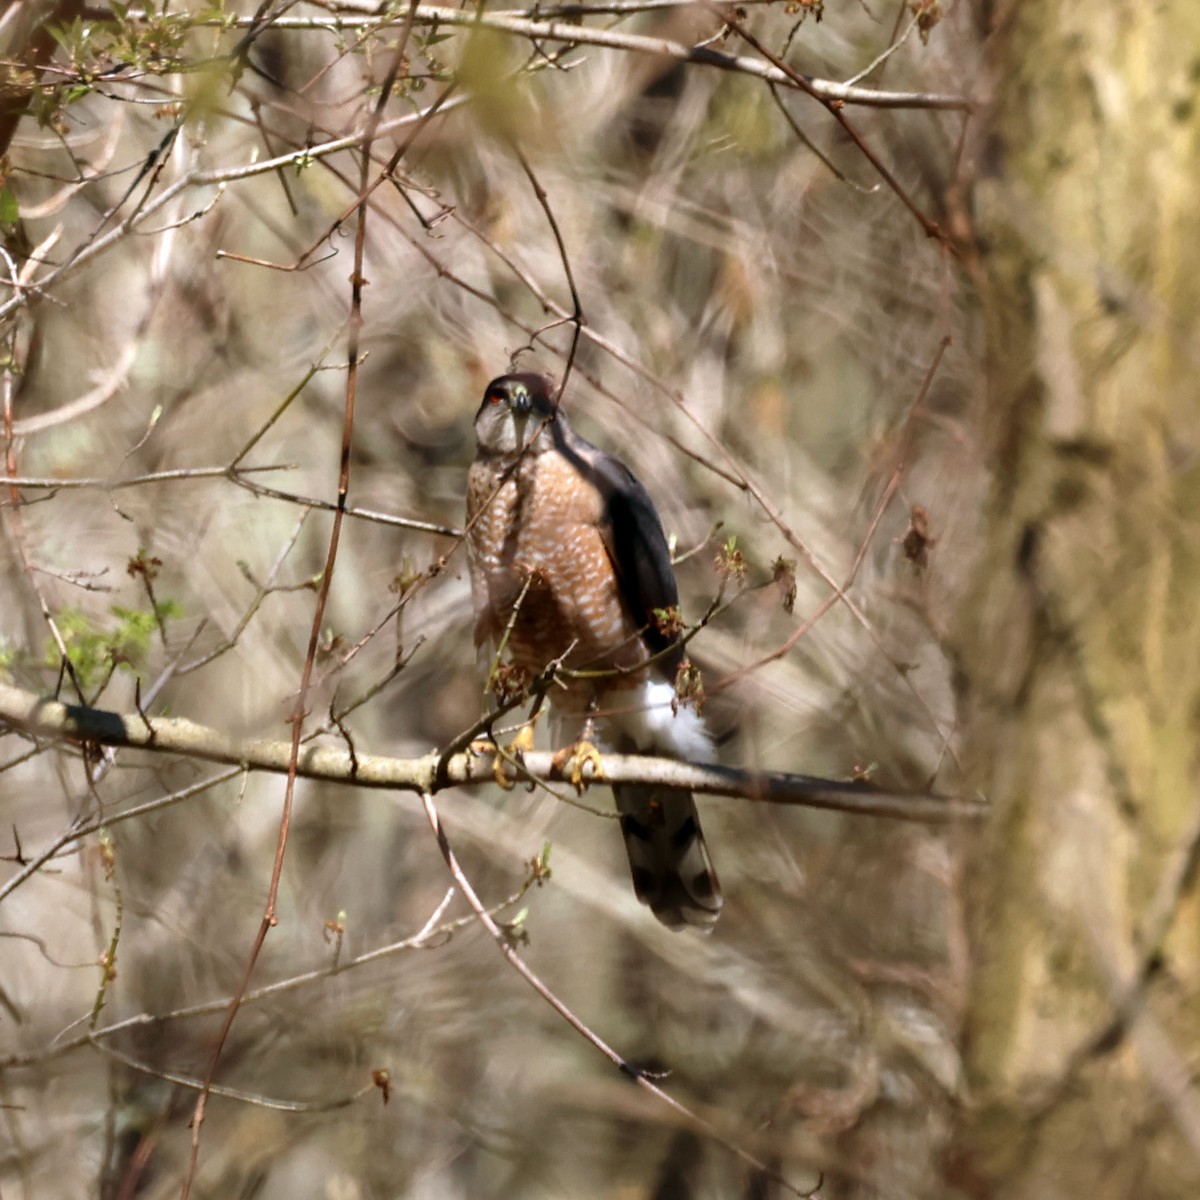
[465,372,722,930]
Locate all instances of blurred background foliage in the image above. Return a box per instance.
[2,2,1197,1198]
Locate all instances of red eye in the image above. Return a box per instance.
[486,388,504,406]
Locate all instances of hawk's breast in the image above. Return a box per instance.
[466,451,648,686]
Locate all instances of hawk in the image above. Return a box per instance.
[466,372,722,930]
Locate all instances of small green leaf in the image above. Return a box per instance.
[155,598,183,622]
[0,186,18,225]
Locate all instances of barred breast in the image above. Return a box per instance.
[466,452,648,692]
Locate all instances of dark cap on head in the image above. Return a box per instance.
[477,373,559,418]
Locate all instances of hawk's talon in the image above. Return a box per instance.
[509,722,537,758]
[491,721,537,791]
[492,751,514,790]
[552,740,605,794]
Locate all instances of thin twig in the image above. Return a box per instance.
[0,464,290,493]
[0,766,244,905]
[1,885,547,1071]
[514,146,583,399]
[179,5,426,1191]
[714,6,953,247]
[420,793,822,1198]
[224,473,461,535]
[94,1039,376,1113]
[0,98,461,324]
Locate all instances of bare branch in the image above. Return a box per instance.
[0,464,289,492]
[0,98,464,325]
[420,792,823,1199]
[92,1039,376,1114]
[210,7,971,110]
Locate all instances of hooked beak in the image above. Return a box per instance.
[511,389,532,415]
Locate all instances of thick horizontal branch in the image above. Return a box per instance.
[0,681,984,822]
[219,5,971,111]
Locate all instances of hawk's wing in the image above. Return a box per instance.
[556,429,684,678]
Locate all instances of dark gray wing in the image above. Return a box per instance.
[553,422,684,676]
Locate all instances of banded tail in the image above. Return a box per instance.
[613,783,722,931]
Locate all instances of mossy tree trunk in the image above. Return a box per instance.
[953,3,1200,1196]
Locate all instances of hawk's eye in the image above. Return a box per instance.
[486,388,504,406]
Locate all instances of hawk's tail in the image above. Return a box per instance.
[613,784,723,931]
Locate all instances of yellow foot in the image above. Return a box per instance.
[491,722,537,790]
[551,740,605,794]
[509,722,536,757]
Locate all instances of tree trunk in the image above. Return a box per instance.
[954,3,1200,1196]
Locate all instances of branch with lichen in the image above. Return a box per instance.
[0,680,984,823]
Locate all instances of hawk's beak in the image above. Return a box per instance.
[511,390,532,415]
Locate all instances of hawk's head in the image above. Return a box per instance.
[473,373,560,457]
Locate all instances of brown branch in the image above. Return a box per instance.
[513,146,583,399]
[178,7,424,1189]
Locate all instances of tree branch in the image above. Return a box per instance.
[213,6,971,111]
[0,681,985,822]
[0,0,84,159]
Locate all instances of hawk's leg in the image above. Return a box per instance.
[551,698,605,793]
